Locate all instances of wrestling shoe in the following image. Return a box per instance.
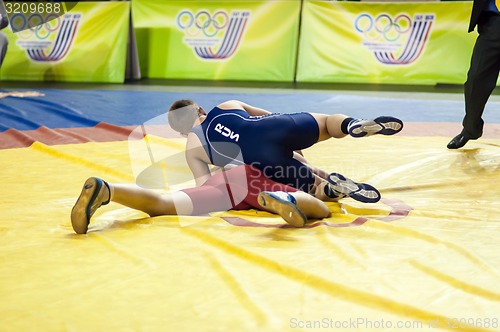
[348,116,403,138]
[257,191,307,228]
[326,173,380,203]
[71,177,110,234]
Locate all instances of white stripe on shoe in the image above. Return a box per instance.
[348,116,403,137]
[327,173,381,203]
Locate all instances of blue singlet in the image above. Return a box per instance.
[191,107,320,192]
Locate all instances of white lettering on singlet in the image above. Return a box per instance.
[214,123,240,142]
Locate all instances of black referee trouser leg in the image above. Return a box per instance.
[0,33,8,68]
[463,15,500,139]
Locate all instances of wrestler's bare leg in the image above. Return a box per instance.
[310,113,348,142]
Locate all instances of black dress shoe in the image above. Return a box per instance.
[447,133,470,149]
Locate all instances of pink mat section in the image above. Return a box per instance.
[0,123,183,149]
[397,122,500,138]
[1,120,498,150]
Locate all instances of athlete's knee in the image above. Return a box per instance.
[310,113,331,141]
[325,114,348,138]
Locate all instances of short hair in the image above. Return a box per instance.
[168,99,196,112]
[168,99,200,135]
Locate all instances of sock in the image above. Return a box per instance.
[341,117,355,134]
[323,184,339,198]
[103,180,111,205]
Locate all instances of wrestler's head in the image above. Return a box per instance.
[168,99,206,135]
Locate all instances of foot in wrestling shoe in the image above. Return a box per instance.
[257,191,307,228]
[348,116,403,138]
[71,177,110,234]
[325,173,381,203]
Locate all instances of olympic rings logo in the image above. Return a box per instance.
[354,13,412,42]
[10,13,61,40]
[177,10,229,37]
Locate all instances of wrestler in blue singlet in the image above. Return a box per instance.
[191,107,319,192]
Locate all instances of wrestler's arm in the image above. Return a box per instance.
[217,100,272,116]
[186,133,212,186]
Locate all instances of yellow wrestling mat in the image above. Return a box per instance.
[1,135,499,331]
